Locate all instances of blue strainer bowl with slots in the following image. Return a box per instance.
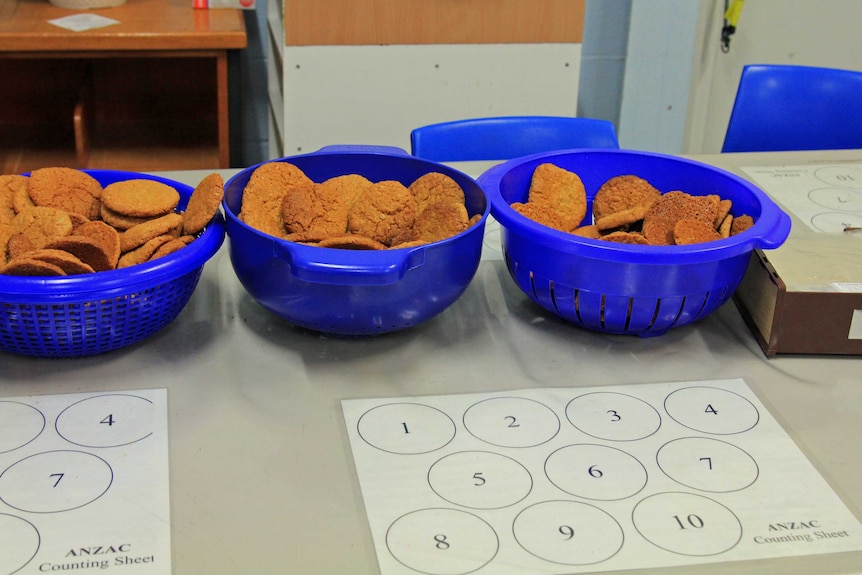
[0,170,225,358]
[223,145,489,336]
[479,149,791,337]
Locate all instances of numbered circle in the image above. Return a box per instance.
[566,392,661,441]
[656,437,759,493]
[809,188,862,212]
[0,402,45,454]
[664,386,759,435]
[0,513,40,574]
[358,403,456,455]
[513,500,624,566]
[56,394,154,448]
[545,444,647,501]
[810,212,862,233]
[632,492,742,556]
[386,508,498,575]
[814,165,862,188]
[0,450,113,513]
[428,451,532,510]
[463,397,559,448]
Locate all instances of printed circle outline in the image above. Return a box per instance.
[357,402,456,455]
[55,393,154,448]
[544,443,648,501]
[565,392,662,442]
[385,507,499,575]
[632,491,743,557]
[427,450,533,510]
[0,401,46,454]
[656,437,760,493]
[664,386,759,435]
[0,513,40,574]
[462,396,560,448]
[512,499,625,566]
[0,450,114,513]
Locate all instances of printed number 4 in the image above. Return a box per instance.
[101,414,115,426]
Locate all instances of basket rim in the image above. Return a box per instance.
[0,171,226,300]
[222,147,492,264]
[479,147,791,264]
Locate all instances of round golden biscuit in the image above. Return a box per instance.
[390,239,428,249]
[27,167,102,220]
[27,248,95,275]
[409,172,465,217]
[527,163,587,231]
[347,180,416,246]
[6,234,35,260]
[75,220,121,270]
[718,214,733,238]
[1,257,66,276]
[673,218,722,245]
[11,177,35,214]
[642,191,718,246]
[592,175,662,222]
[511,201,567,232]
[44,235,115,272]
[101,205,154,230]
[283,230,333,244]
[317,234,387,250]
[0,223,12,263]
[11,206,73,249]
[412,201,469,243]
[571,224,601,239]
[240,161,315,239]
[595,203,651,231]
[102,179,180,218]
[601,231,650,245]
[0,175,27,224]
[149,237,192,261]
[117,235,174,268]
[120,212,184,253]
[67,212,91,230]
[182,173,224,236]
[730,214,754,236]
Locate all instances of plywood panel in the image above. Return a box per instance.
[283,0,584,46]
[281,43,580,155]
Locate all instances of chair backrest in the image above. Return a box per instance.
[410,116,619,161]
[722,64,862,153]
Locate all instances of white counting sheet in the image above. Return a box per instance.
[0,388,170,575]
[341,378,862,575]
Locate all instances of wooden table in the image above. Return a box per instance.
[0,0,247,173]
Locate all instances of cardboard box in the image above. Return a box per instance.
[732,162,862,356]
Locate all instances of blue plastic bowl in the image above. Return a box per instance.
[223,146,489,336]
[479,149,791,337]
[0,170,225,357]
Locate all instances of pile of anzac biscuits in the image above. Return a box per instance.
[0,167,223,276]
[239,162,481,249]
[512,163,754,246]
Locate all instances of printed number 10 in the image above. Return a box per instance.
[673,514,704,529]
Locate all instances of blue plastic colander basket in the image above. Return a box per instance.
[479,149,791,337]
[0,170,225,358]
[223,146,489,336]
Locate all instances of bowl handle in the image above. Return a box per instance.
[273,242,426,286]
[754,207,792,250]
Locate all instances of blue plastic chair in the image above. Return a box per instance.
[410,116,619,161]
[722,64,862,153]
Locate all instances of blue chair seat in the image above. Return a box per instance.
[411,116,619,162]
[722,64,862,153]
